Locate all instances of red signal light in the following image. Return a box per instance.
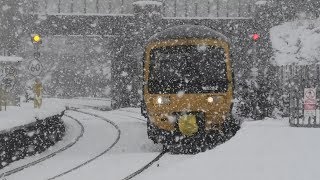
[252,33,260,41]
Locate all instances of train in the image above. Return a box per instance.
[141,25,240,154]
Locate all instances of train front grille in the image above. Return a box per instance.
[173,112,205,136]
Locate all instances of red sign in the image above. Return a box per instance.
[304,103,317,110]
[304,88,317,110]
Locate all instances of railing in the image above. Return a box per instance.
[31,0,257,17]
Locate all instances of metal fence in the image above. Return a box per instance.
[33,0,257,17]
[277,65,320,127]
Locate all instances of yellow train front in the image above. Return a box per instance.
[141,25,239,153]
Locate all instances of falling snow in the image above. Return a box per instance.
[1,0,320,179]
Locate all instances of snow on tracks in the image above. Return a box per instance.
[48,108,121,179]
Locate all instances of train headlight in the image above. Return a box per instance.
[157,96,170,105]
[207,97,214,103]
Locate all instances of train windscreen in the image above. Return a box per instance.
[148,45,228,94]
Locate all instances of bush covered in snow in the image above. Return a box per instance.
[0,113,65,170]
[271,17,320,65]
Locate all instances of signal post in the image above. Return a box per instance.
[30,34,43,108]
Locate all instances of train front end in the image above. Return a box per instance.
[142,25,238,153]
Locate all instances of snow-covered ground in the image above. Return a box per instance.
[0,97,110,132]
[139,118,320,180]
[271,17,320,65]
[2,99,320,180]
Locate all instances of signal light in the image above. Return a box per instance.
[252,33,260,42]
[32,34,42,44]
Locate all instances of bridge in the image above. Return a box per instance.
[19,0,271,108]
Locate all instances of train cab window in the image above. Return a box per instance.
[148,45,228,94]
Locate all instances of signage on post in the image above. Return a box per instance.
[28,60,43,76]
[303,88,317,120]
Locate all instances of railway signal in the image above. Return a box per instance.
[31,34,42,44]
[31,34,42,58]
[252,33,260,42]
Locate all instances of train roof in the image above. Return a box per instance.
[147,25,230,44]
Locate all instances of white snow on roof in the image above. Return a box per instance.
[34,12,133,17]
[133,1,163,7]
[0,56,23,62]
[270,18,320,66]
[164,16,253,20]
[255,0,267,5]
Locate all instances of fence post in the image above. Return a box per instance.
[96,0,99,13]
[58,0,61,13]
[226,0,229,17]
[207,0,210,16]
[184,0,188,17]
[108,0,112,13]
[121,0,124,13]
[174,0,177,17]
[0,89,2,111]
[195,3,198,16]
[238,0,241,17]
[216,0,220,17]
[70,0,74,13]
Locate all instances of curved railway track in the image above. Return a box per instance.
[2,106,166,180]
[47,108,121,179]
[1,115,85,178]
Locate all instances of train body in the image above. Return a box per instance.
[141,25,239,153]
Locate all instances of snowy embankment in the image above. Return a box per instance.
[0,101,65,132]
[139,118,320,180]
[0,97,110,132]
[0,100,66,169]
[271,17,320,65]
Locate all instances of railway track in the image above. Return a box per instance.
[48,108,121,179]
[121,150,167,180]
[1,115,84,178]
[2,106,166,180]
[116,110,147,123]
